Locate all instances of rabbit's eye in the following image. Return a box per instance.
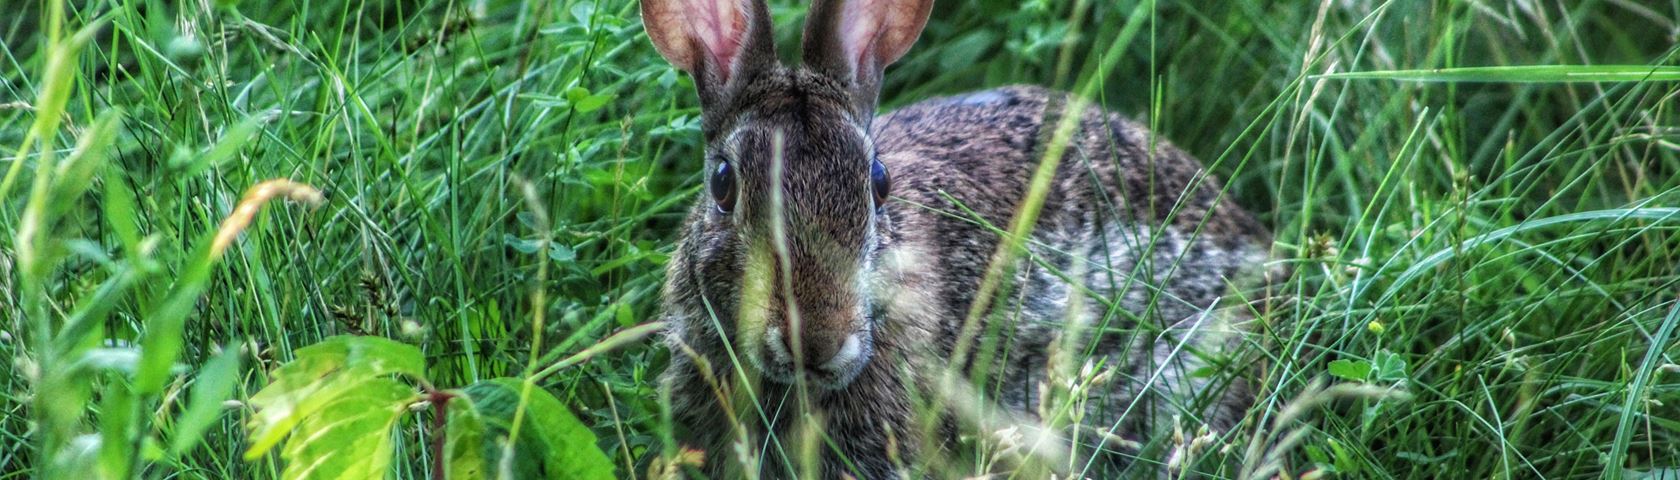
[870,157,891,208]
[710,160,737,213]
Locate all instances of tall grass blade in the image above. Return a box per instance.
[1314,65,1680,83]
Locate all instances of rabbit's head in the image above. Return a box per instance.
[643,0,933,388]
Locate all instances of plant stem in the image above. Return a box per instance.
[428,389,456,480]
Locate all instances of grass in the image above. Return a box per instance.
[2,0,1679,478]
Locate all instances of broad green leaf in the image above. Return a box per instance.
[169,346,242,457]
[245,336,424,458]
[458,378,614,480]
[444,397,489,480]
[1327,359,1372,382]
[278,378,414,480]
[282,336,426,384]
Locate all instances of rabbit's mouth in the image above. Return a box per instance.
[755,324,875,389]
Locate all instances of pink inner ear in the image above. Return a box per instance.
[839,0,884,72]
[837,0,921,79]
[688,0,749,81]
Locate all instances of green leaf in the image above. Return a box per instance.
[169,346,242,457]
[561,86,615,113]
[182,115,265,177]
[1609,302,1680,477]
[136,243,231,393]
[938,31,997,71]
[98,380,137,480]
[278,378,414,480]
[444,397,489,480]
[49,110,123,219]
[1312,65,1680,83]
[572,94,614,114]
[56,267,141,354]
[52,434,105,480]
[245,336,424,459]
[1328,437,1359,474]
[1372,350,1409,382]
[569,2,597,25]
[76,347,143,374]
[614,303,634,329]
[103,171,142,257]
[504,234,542,254]
[564,86,591,104]
[1328,359,1373,382]
[549,243,577,263]
[456,378,614,480]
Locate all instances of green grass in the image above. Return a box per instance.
[3,0,1679,478]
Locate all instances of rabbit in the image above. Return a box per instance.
[643,0,1272,478]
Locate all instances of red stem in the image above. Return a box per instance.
[428,389,455,480]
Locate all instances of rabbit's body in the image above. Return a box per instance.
[874,85,1267,427]
[640,0,1267,477]
[660,84,1267,478]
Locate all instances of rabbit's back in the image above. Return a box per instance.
[874,85,1267,444]
[877,85,1266,247]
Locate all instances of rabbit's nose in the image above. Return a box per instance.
[773,329,863,374]
[819,334,866,374]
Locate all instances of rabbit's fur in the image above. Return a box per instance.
[645,0,1270,478]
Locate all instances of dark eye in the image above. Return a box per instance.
[870,157,891,208]
[710,160,736,213]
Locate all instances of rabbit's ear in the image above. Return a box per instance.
[641,0,778,108]
[802,0,934,119]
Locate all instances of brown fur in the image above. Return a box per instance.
[644,1,1270,478]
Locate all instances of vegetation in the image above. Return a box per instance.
[2,0,1677,478]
